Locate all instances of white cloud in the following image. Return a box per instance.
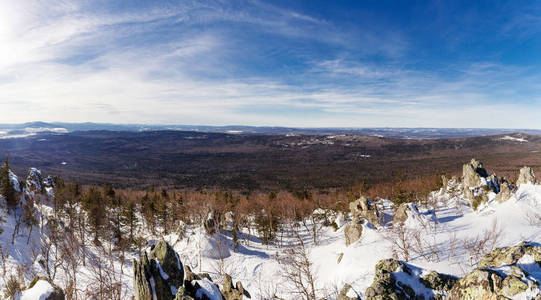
[1,0,541,128]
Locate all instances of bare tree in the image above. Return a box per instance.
[276,224,317,300]
[385,222,413,262]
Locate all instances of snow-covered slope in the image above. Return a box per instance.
[1,165,541,299]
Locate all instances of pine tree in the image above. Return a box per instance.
[83,186,106,245]
[121,199,138,245]
[0,155,17,209]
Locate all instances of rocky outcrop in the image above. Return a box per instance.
[462,159,485,189]
[220,274,251,300]
[448,242,541,299]
[25,167,44,193]
[134,240,185,300]
[420,271,457,293]
[494,181,512,203]
[365,259,415,300]
[344,195,380,246]
[134,241,251,300]
[477,241,541,268]
[344,219,363,246]
[440,175,449,195]
[516,166,537,186]
[364,259,458,300]
[349,195,380,226]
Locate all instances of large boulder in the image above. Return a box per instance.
[447,269,505,300]
[516,166,537,186]
[477,241,541,268]
[365,259,415,300]
[344,219,363,246]
[364,259,455,299]
[349,195,380,226]
[420,271,458,293]
[448,242,541,299]
[393,203,435,227]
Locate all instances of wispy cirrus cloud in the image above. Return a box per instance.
[1,0,541,128]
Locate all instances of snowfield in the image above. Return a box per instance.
[1,170,541,299]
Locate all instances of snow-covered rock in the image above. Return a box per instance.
[20,278,65,300]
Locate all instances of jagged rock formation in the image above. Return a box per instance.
[134,240,249,300]
[440,175,449,195]
[344,195,380,246]
[517,166,537,186]
[349,195,380,226]
[26,167,44,193]
[133,240,185,300]
[220,274,251,300]
[462,159,492,208]
[462,159,486,189]
[364,242,541,299]
[364,259,457,299]
[448,242,541,299]
[21,277,65,300]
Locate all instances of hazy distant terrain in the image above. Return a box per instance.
[1,125,540,190]
[2,121,541,139]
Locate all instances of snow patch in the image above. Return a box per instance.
[500,135,528,142]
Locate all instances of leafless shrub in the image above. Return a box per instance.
[385,223,413,262]
[448,232,458,261]
[524,211,541,227]
[2,275,21,299]
[462,219,503,266]
[276,225,317,300]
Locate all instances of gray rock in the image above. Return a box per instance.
[495,181,512,203]
[440,175,449,195]
[517,166,537,186]
[134,240,185,300]
[447,269,505,300]
[364,259,416,300]
[349,195,380,226]
[462,159,484,189]
[221,274,251,300]
[365,259,458,300]
[448,241,541,299]
[344,219,363,246]
[420,271,457,293]
[393,203,415,224]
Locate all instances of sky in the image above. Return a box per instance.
[1,0,541,128]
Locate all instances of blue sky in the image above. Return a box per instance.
[1,0,541,127]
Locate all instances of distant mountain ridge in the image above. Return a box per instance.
[2,121,541,139]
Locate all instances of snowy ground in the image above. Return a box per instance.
[1,181,541,299]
